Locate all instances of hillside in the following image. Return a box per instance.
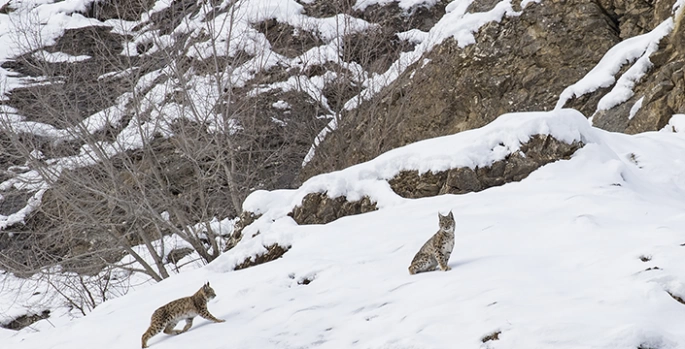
[2,0,685,344]
[3,110,685,348]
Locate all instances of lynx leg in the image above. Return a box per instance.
[409,254,438,275]
[435,251,451,271]
[199,308,225,323]
[142,325,162,348]
[179,318,193,333]
[163,321,181,335]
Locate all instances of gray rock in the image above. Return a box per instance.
[233,244,290,270]
[389,135,583,198]
[288,193,377,225]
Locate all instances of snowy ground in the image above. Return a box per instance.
[3,110,685,348]
[3,0,685,347]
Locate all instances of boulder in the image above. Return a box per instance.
[1,310,50,331]
[289,193,377,225]
[234,244,290,270]
[389,134,583,198]
[223,211,261,252]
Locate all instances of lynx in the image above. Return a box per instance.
[408,211,456,275]
[141,282,225,348]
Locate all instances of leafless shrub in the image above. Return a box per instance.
[0,0,416,316]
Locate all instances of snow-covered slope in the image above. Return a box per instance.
[5,110,685,348]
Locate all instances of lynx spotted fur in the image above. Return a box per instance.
[408,211,456,275]
[141,282,224,348]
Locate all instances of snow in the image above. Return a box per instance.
[32,50,91,63]
[0,189,45,229]
[595,21,673,112]
[271,100,291,110]
[5,109,685,348]
[259,109,594,219]
[3,1,685,347]
[662,114,685,133]
[0,226,225,331]
[676,0,685,14]
[0,0,103,93]
[556,19,674,112]
[629,96,644,120]
[431,0,519,49]
[396,28,429,44]
[0,0,535,217]
[520,0,541,8]
[355,0,439,11]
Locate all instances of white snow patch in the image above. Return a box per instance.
[272,100,291,110]
[556,19,674,110]
[396,28,429,44]
[675,0,685,14]
[520,0,541,8]
[0,189,45,230]
[33,50,90,63]
[354,0,439,12]
[661,114,685,133]
[595,20,673,111]
[302,114,336,167]
[629,96,644,120]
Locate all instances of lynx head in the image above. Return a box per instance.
[200,282,217,300]
[438,211,455,234]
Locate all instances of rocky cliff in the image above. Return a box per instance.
[302,0,685,178]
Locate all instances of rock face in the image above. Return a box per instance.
[302,0,620,178]
[389,135,584,198]
[1,310,50,330]
[289,193,377,225]
[302,0,685,178]
[596,0,672,40]
[592,8,685,133]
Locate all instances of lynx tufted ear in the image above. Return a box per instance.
[438,211,455,222]
[205,281,210,288]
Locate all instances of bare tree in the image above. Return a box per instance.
[0,0,413,317]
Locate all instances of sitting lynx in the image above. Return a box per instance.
[141,282,225,348]
[408,211,456,275]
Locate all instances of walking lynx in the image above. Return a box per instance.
[408,211,456,275]
[141,282,225,348]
